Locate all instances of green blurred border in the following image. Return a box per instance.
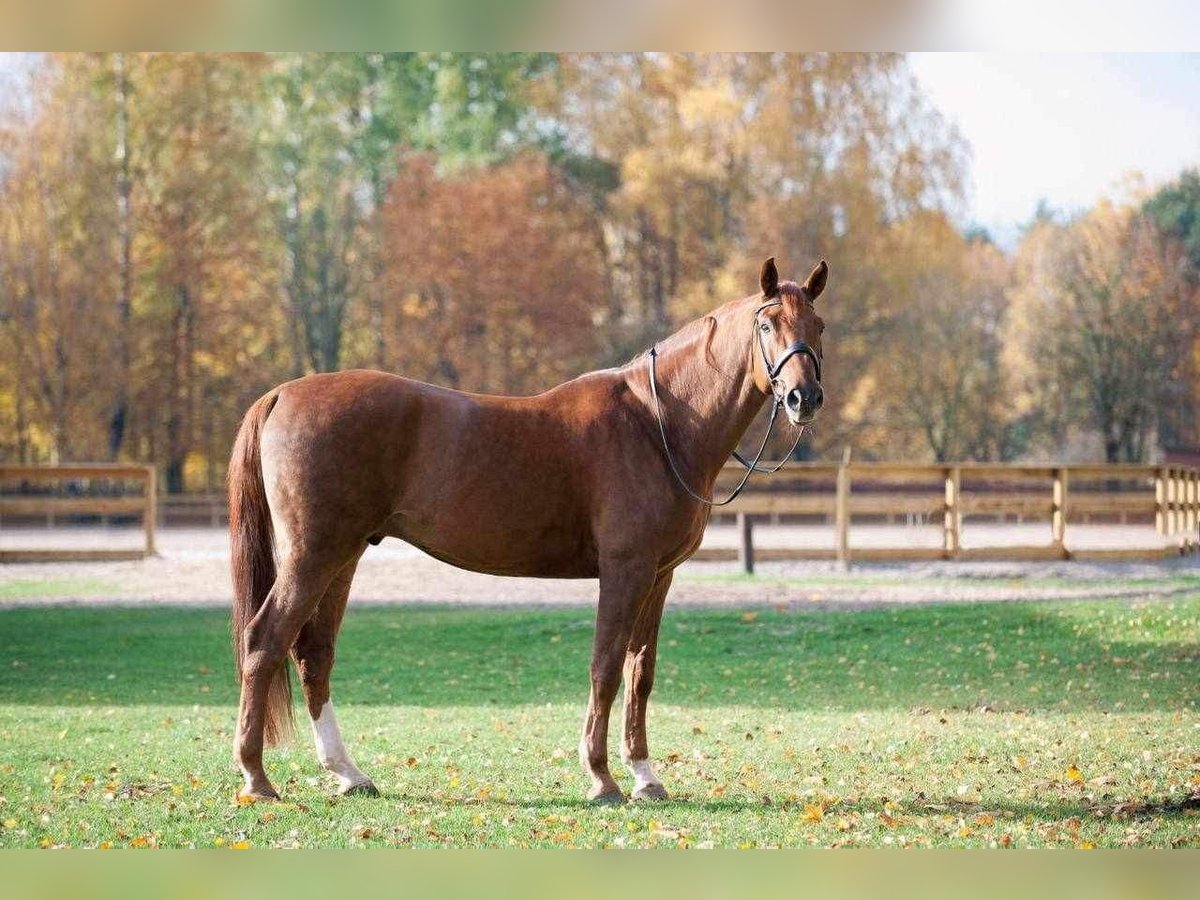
[2,0,549,51]
[2,849,1198,900]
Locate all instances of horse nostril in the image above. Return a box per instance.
[812,385,824,408]
[785,388,803,412]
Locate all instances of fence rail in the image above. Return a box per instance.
[2,462,1197,570]
[704,462,1200,572]
[0,464,156,562]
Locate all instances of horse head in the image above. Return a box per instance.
[754,257,828,426]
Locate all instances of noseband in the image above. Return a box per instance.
[647,298,819,507]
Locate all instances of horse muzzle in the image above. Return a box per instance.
[783,383,823,425]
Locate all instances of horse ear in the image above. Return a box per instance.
[760,257,779,298]
[802,259,828,300]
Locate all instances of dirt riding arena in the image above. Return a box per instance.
[1,523,1195,608]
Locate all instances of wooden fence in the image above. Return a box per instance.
[160,494,227,527]
[701,463,1200,572]
[0,464,156,562]
[2,462,1198,569]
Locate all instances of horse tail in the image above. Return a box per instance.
[228,390,294,746]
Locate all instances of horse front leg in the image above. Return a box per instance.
[622,569,673,801]
[580,557,657,804]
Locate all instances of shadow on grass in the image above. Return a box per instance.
[0,601,1196,712]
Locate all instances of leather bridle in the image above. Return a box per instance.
[647,297,821,506]
[754,298,822,402]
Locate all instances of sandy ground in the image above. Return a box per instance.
[1,524,1196,609]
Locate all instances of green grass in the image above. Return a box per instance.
[677,570,1200,592]
[0,598,1197,848]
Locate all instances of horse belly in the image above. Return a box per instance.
[385,502,598,578]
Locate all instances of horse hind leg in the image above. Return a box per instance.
[236,561,337,800]
[292,558,378,797]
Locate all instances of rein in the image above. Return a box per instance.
[646,299,814,507]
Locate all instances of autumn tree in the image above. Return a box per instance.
[128,53,280,492]
[1145,168,1200,271]
[1007,200,1191,462]
[377,153,606,394]
[0,55,117,462]
[552,53,968,458]
[1143,169,1200,454]
[264,53,557,376]
[844,214,1015,461]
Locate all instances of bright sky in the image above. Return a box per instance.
[909,53,1200,245]
[929,0,1200,52]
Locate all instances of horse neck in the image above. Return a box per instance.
[639,298,768,485]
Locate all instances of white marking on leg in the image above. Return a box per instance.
[311,701,371,792]
[625,758,662,794]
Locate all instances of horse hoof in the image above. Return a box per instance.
[339,780,380,798]
[237,786,281,803]
[632,783,669,802]
[588,787,627,806]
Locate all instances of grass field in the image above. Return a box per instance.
[0,594,1197,848]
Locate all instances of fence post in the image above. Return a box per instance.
[1177,468,1186,536]
[1182,469,1191,539]
[1187,469,1198,547]
[943,466,961,559]
[1155,467,1166,535]
[737,512,754,575]
[1161,468,1170,536]
[1052,467,1069,557]
[1180,468,1190,540]
[1194,468,1200,550]
[1193,469,1199,546]
[144,465,157,557]
[1168,468,1179,536]
[835,453,851,568]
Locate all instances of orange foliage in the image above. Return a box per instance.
[376,153,607,395]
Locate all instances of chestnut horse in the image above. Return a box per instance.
[229,257,829,803]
